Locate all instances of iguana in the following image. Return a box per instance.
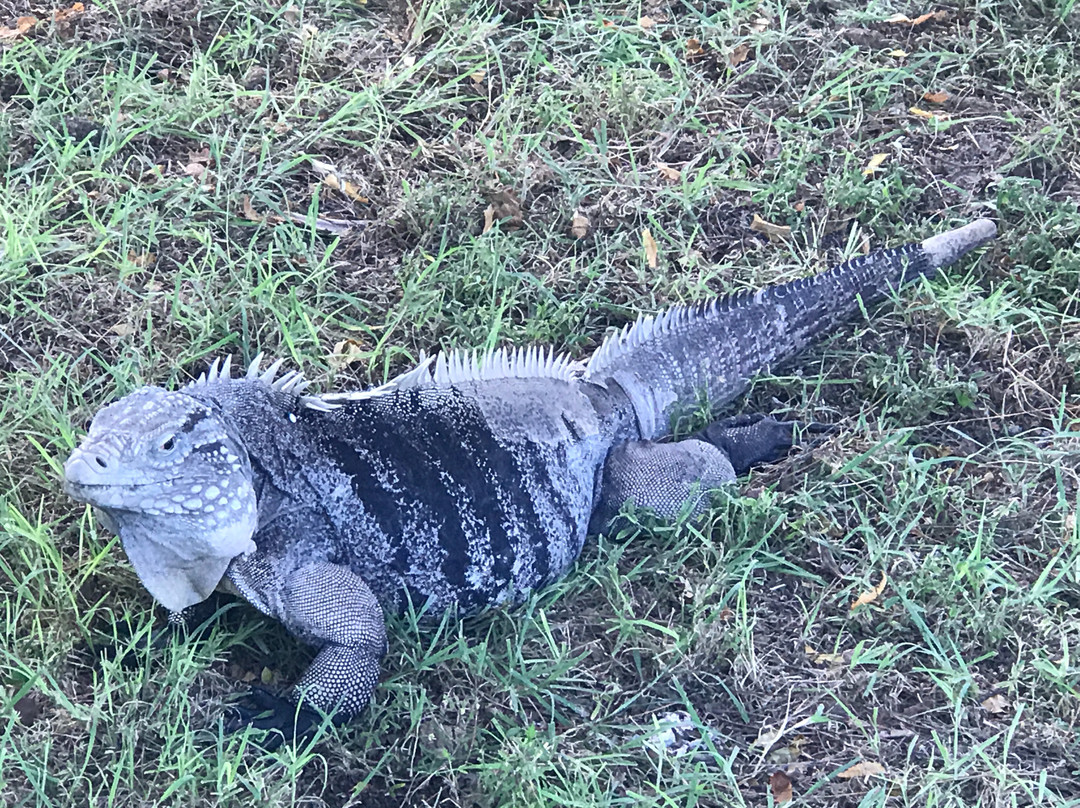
[62,219,996,738]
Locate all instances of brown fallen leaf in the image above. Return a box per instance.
[805,644,846,666]
[642,227,658,268]
[923,91,949,103]
[242,195,264,222]
[887,49,909,58]
[638,15,656,29]
[470,70,486,84]
[310,159,369,203]
[126,251,156,269]
[770,771,793,804]
[109,322,135,337]
[484,189,524,231]
[570,211,589,239]
[53,2,85,21]
[482,205,496,234]
[981,694,1010,715]
[750,213,791,243]
[729,43,750,66]
[885,10,947,25]
[0,16,37,39]
[862,153,889,176]
[851,571,887,610]
[183,162,206,179]
[909,106,948,121]
[686,38,704,58]
[656,162,681,182]
[329,338,366,370]
[838,761,886,779]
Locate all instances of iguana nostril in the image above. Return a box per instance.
[94,455,108,469]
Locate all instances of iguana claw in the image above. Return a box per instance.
[223,686,328,748]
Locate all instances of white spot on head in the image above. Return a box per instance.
[204,485,220,499]
[190,484,202,494]
[184,498,203,509]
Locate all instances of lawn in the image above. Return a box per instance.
[1,0,1079,805]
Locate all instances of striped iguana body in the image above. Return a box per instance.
[62,219,997,735]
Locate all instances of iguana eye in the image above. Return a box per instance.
[159,436,177,453]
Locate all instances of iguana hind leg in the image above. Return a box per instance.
[593,414,830,530]
[592,438,737,531]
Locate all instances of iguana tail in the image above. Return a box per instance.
[583,219,997,439]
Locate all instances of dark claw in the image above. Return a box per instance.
[696,414,835,476]
[223,686,327,749]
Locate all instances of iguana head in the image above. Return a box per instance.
[64,386,258,612]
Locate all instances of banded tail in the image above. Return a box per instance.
[584,219,998,439]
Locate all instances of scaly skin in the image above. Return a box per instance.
[63,219,997,738]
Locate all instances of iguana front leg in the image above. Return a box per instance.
[227,559,386,742]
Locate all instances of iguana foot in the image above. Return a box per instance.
[695,414,834,476]
[223,686,330,749]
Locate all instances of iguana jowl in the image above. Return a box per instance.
[62,219,996,733]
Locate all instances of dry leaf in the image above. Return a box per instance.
[729,43,750,66]
[323,173,368,202]
[750,213,791,242]
[638,15,656,29]
[838,761,886,778]
[887,49,908,58]
[187,147,211,165]
[183,163,205,179]
[1066,512,1076,541]
[923,91,949,103]
[242,195,263,222]
[642,228,658,268]
[794,200,805,212]
[282,211,356,234]
[851,571,888,609]
[109,322,135,337]
[770,771,793,804]
[127,251,156,269]
[53,2,85,21]
[750,16,770,32]
[329,338,366,370]
[981,694,1010,715]
[470,70,486,83]
[656,162,681,182]
[885,10,947,25]
[862,153,889,176]
[571,211,589,239]
[0,16,37,39]
[482,205,496,234]
[401,53,416,68]
[769,736,807,765]
[686,38,704,57]
[484,189,523,231]
[909,106,939,120]
[805,644,846,666]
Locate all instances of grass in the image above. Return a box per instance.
[1,0,1079,804]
